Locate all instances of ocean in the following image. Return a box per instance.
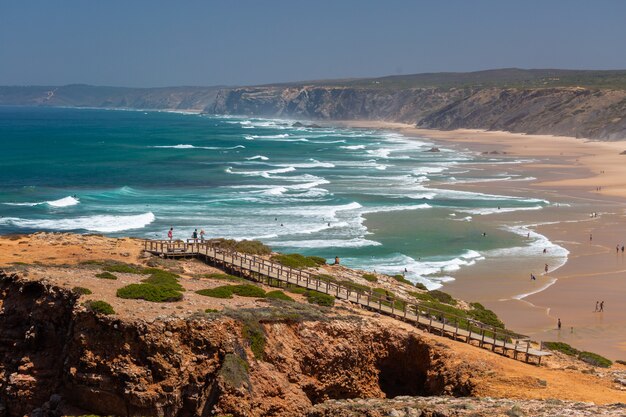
[0,106,566,289]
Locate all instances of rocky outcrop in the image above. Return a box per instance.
[0,272,474,417]
[306,396,626,417]
[210,85,626,140]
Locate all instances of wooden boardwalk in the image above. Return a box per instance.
[144,239,551,364]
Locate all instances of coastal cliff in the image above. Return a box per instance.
[4,69,626,139]
[0,272,471,417]
[1,233,625,416]
[210,85,626,140]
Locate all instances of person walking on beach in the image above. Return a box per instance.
[200,229,205,242]
[595,301,599,312]
[617,245,620,254]
[557,318,562,330]
[590,233,593,242]
[599,301,604,312]
[168,227,173,241]
[192,229,198,243]
[622,245,624,253]
[544,263,549,273]
[530,273,536,281]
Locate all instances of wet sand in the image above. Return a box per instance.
[339,121,626,360]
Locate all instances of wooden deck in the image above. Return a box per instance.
[144,239,552,364]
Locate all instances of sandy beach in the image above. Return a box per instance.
[334,120,626,360]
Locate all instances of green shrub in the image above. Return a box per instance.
[204,273,244,282]
[314,273,338,283]
[73,286,93,295]
[305,291,335,307]
[243,322,266,360]
[196,286,235,299]
[391,274,413,286]
[271,253,325,269]
[578,351,612,368]
[196,284,266,299]
[117,283,183,302]
[469,302,504,328]
[103,263,144,274]
[428,290,457,305]
[86,300,115,315]
[208,238,271,255]
[409,291,436,302]
[308,256,327,266]
[266,290,294,302]
[543,341,580,356]
[414,282,428,291]
[141,269,184,291]
[73,286,92,295]
[286,286,308,295]
[340,280,371,292]
[615,359,626,366]
[95,272,118,280]
[230,285,266,298]
[362,273,377,283]
[205,308,219,313]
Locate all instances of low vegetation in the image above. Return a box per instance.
[207,238,271,255]
[362,273,377,283]
[72,286,92,295]
[413,282,428,291]
[196,284,267,299]
[85,300,115,315]
[303,291,335,307]
[95,271,118,280]
[428,290,457,305]
[116,267,184,302]
[468,302,505,328]
[391,274,413,286]
[271,253,326,269]
[203,272,245,282]
[117,284,183,302]
[265,290,294,302]
[543,341,613,368]
[103,263,144,274]
[242,321,266,360]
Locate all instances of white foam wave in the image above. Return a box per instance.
[272,237,382,249]
[485,225,569,294]
[275,159,335,169]
[246,155,269,161]
[225,166,297,177]
[455,205,544,215]
[0,212,155,233]
[153,144,245,150]
[340,145,366,150]
[3,196,80,208]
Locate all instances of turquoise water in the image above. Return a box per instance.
[0,106,556,288]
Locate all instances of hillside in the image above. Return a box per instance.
[3,69,626,139]
[0,84,222,111]
[0,233,625,416]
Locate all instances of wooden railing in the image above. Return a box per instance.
[144,239,533,347]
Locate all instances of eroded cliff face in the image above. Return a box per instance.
[0,272,473,417]
[210,86,626,140]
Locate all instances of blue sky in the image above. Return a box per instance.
[1,0,626,87]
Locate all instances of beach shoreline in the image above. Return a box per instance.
[334,120,626,360]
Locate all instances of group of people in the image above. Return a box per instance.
[594,300,605,312]
[166,227,206,242]
[616,244,625,253]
